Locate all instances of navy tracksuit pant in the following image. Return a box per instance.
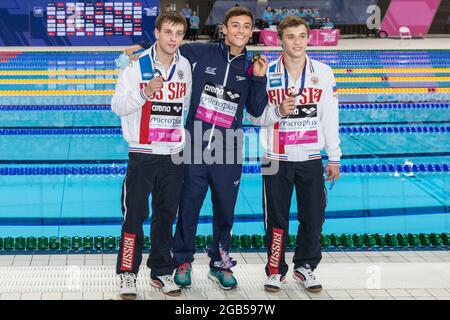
[263,158,326,276]
[172,162,242,269]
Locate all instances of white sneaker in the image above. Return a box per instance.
[264,274,286,293]
[119,272,137,300]
[150,274,182,297]
[293,264,323,293]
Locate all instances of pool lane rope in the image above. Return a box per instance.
[1,233,448,252]
[0,163,449,176]
[0,126,449,136]
[0,102,448,111]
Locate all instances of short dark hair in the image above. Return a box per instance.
[277,15,310,38]
[224,6,253,26]
[155,11,187,33]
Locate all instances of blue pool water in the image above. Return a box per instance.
[0,49,449,238]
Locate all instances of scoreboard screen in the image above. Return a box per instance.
[0,0,158,46]
[46,1,144,37]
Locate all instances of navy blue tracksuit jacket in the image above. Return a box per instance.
[140,41,268,268]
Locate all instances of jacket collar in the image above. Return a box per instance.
[141,42,180,66]
[275,54,314,75]
[220,41,247,62]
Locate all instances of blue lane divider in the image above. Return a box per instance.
[6,58,450,63]
[3,61,450,69]
[340,103,449,109]
[1,126,449,136]
[0,166,126,175]
[0,128,122,135]
[5,55,450,61]
[0,64,113,67]
[339,163,449,174]
[338,126,450,134]
[0,105,111,111]
[7,53,450,59]
[0,163,448,175]
[3,63,449,70]
[1,102,448,112]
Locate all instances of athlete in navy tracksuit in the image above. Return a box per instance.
[135,7,268,289]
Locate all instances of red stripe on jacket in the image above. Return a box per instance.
[139,100,152,144]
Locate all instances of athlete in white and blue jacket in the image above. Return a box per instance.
[248,16,341,294]
[112,12,192,299]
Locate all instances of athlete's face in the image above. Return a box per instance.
[154,21,185,56]
[281,25,309,59]
[223,15,253,51]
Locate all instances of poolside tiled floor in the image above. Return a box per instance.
[0,250,449,300]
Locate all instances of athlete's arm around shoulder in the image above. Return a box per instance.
[126,41,214,65]
[178,42,217,64]
[179,56,193,112]
[111,61,147,116]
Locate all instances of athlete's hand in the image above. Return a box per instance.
[278,96,296,117]
[325,164,340,182]
[143,77,164,97]
[125,45,144,61]
[252,55,268,77]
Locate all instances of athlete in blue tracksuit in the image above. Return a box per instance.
[172,40,267,288]
[129,7,268,289]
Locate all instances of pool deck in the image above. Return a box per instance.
[0,37,449,302]
[0,250,449,300]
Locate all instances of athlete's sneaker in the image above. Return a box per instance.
[150,274,182,297]
[264,274,286,293]
[119,272,137,300]
[293,264,323,293]
[174,262,192,288]
[208,269,238,290]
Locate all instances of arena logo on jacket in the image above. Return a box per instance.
[269,86,323,145]
[149,101,184,142]
[195,81,241,129]
[138,83,186,143]
[278,104,319,145]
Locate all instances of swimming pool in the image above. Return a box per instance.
[0,49,448,247]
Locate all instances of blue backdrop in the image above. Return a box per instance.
[0,0,158,46]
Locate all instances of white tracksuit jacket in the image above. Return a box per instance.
[247,55,341,165]
[111,43,192,155]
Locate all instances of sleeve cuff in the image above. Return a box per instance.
[142,87,152,100]
[327,159,341,166]
[135,87,148,104]
[273,105,283,119]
